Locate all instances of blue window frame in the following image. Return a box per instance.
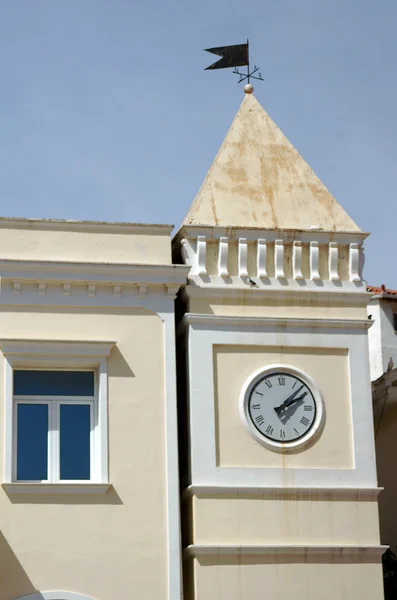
[14,370,94,482]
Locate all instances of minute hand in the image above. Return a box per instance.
[274,385,304,414]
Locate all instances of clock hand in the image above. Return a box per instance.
[274,390,307,415]
[274,385,304,412]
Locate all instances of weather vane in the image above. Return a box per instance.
[204,39,263,91]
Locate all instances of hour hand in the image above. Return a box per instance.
[274,391,307,416]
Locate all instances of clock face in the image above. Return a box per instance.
[246,371,317,444]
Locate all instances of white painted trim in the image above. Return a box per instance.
[15,593,96,600]
[239,364,325,453]
[97,359,109,483]
[157,308,183,600]
[349,243,361,282]
[186,321,377,488]
[292,241,303,280]
[183,484,383,499]
[274,239,284,279]
[3,483,110,495]
[238,238,248,277]
[183,314,372,330]
[184,544,387,559]
[256,239,267,277]
[0,340,114,357]
[218,237,229,276]
[196,236,207,275]
[329,242,339,281]
[4,357,13,482]
[309,241,320,280]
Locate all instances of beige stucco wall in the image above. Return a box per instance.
[188,557,383,600]
[213,345,352,470]
[375,397,397,547]
[0,220,172,264]
[189,494,380,545]
[0,306,168,600]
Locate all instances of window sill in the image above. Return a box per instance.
[2,482,111,495]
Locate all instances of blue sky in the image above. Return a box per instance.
[0,0,396,286]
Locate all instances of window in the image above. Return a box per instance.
[393,313,397,333]
[14,370,94,482]
[1,339,113,492]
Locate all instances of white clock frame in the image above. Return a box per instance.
[239,364,325,453]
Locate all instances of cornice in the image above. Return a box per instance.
[184,544,387,560]
[0,216,174,235]
[183,484,383,500]
[0,259,189,286]
[182,314,372,330]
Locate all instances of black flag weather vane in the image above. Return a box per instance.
[204,39,263,85]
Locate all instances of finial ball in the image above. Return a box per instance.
[244,83,254,94]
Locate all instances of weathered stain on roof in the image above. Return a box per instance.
[182,94,361,232]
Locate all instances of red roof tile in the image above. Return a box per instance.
[367,285,397,296]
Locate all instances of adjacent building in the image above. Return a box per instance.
[0,90,385,600]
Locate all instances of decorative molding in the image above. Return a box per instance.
[292,241,303,280]
[183,484,383,499]
[196,236,207,276]
[309,241,320,280]
[184,544,387,560]
[2,483,111,495]
[14,593,97,600]
[329,242,339,281]
[166,284,180,298]
[183,314,372,330]
[238,238,248,277]
[38,282,47,295]
[349,243,361,282]
[0,340,115,357]
[12,281,21,294]
[274,239,284,279]
[0,259,189,287]
[256,239,267,277]
[87,284,96,297]
[63,283,71,296]
[177,226,369,245]
[113,284,122,297]
[218,237,229,276]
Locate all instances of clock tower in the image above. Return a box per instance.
[174,90,384,600]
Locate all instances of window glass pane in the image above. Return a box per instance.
[60,404,91,480]
[17,404,48,481]
[14,371,94,396]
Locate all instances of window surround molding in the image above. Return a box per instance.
[1,339,114,495]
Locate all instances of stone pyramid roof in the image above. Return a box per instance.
[182,93,360,232]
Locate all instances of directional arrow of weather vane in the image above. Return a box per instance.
[204,40,264,84]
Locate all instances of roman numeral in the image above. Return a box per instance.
[292,381,297,389]
[278,376,285,386]
[255,391,264,396]
[294,428,300,435]
[304,405,313,411]
[252,404,261,410]
[265,425,274,435]
[280,429,286,439]
[255,415,265,426]
[300,416,310,427]
[264,380,272,389]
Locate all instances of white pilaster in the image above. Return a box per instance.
[349,243,361,282]
[196,236,207,276]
